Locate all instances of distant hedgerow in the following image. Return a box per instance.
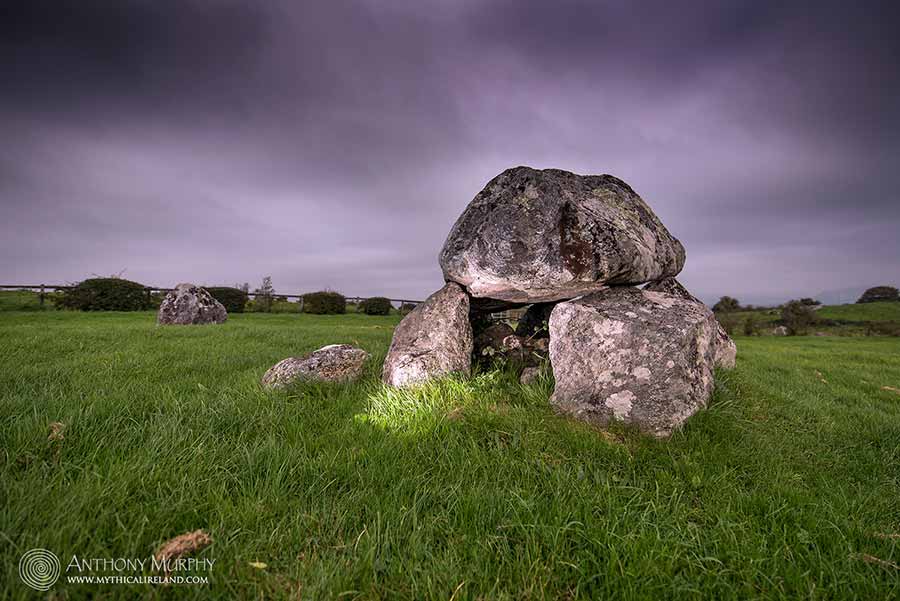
[302,291,346,314]
[359,297,392,315]
[864,321,900,336]
[206,287,248,313]
[56,278,151,311]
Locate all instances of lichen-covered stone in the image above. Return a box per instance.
[439,167,685,306]
[549,287,717,438]
[262,344,369,389]
[157,283,227,325]
[644,277,736,369]
[382,283,473,387]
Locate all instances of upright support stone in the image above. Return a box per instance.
[382,283,472,388]
[549,287,717,438]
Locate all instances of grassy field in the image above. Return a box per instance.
[2,310,899,599]
[817,301,900,323]
[717,301,900,336]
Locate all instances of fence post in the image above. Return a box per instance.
[298,295,304,313]
[39,284,45,307]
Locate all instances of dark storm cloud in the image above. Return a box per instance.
[2,0,899,304]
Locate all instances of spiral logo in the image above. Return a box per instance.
[19,548,60,591]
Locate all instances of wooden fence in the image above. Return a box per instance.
[0,285,422,310]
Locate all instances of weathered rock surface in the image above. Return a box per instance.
[515,302,556,339]
[773,325,788,336]
[439,167,685,306]
[644,277,736,369]
[262,344,370,389]
[157,283,227,325]
[382,283,473,387]
[549,287,717,438]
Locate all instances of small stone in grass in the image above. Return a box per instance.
[155,530,212,574]
[262,344,370,388]
[519,367,541,385]
[48,422,65,442]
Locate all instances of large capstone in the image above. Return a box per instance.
[439,167,685,307]
[549,287,717,438]
[382,283,473,387]
[644,277,737,369]
[262,344,370,389]
[157,283,227,325]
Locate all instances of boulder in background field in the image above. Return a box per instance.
[157,283,227,325]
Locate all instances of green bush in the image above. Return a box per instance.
[781,300,818,335]
[399,302,417,314]
[857,286,899,303]
[712,296,741,313]
[359,297,392,315]
[206,287,248,313]
[302,291,346,314]
[55,278,151,311]
[743,314,759,336]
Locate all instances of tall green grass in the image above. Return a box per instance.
[1,311,898,599]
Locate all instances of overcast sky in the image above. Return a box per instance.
[2,0,898,305]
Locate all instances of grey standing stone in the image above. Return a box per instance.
[382,283,473,387]
[439,166,685,306]
[549,287,717,438]
[262,344,370,389]
[157,283,227,325]
[644,277,736,369]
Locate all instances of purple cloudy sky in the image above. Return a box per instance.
[2,0,899,305]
